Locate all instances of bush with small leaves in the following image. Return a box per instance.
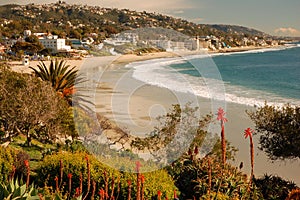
[36,151,178,200]
[0,146,17,182]
[253,174,298,200]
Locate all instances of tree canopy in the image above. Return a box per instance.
[247,104,300,160]
[0,67,75,146]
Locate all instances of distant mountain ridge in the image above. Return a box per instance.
[0,2,275,44]
[209,24,269,37]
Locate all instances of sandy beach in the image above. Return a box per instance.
[8,46,300,185]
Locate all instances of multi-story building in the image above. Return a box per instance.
[39,35,71,53]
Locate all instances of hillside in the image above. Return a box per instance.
[0,2,272,44]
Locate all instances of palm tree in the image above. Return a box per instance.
[30,59,90,110]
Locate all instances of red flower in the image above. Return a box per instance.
[63,87,76,96]
[75,187,80,197]
[24,160,29,168]
[54,176,59,191]
[68,173,72,179]
[127,180,131,186]
[85,155,89,161]
[157,190,162,197]
[217,107,228,123]
[140,175,145,184]
[99,188,105,196]
[135,161,142,173]
[244,128,253,139]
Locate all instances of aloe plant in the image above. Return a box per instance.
[0,179,40,200]
[30,59,92,111]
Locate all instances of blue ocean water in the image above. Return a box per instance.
[129,45,300,106]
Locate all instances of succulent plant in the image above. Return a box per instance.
[0,179,40,200]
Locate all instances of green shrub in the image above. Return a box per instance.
[120,170,178,200]
[253,174,298,200]
[36,151,178,199]
[166,155,251,199]
[35,151,117,195]
[0,146,17,182]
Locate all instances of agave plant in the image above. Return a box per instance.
[0,179,40,200]
[30,60,92,110]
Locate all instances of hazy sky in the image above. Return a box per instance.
[0,0,299,37]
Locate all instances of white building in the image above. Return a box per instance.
[39,35,71,53]
[104,33,138,46]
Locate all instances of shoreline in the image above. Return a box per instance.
[6,44,300,185]
[7,44,287,73]
[86,52,300,186]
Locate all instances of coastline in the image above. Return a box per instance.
[7,44,286,73]
[6,44,300,185]
[88,48,299,185]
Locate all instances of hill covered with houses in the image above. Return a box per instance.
[0,1,289,59]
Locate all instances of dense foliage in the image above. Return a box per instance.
[0,67,75,146]
[36,151,178,199]
[0,146,17,182]
[248,104,300,160]
[254,174,298,199]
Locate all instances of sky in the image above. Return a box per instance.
[0,0,299,37]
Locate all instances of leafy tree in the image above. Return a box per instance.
[25,35,40,44]
[69,29,82,39]
[11,41,43,56]
[0,67,74,146]
[130,104,237,163]
[118,13,130,23]
[247,104,300,160]
[253,174,298,200]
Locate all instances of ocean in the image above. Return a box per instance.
[128,45,300,107]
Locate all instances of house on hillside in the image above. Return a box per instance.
[39,35,71,53]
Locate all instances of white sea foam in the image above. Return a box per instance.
[126,50,300,107]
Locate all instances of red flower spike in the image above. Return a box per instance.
[24,160,29,168]
[217,107,228,123]
[127,180,131,186]
[244,128,253,139]
[85,155,89,161]
[157,190,162,197]
[99,188,105,197]
[54,176,58,181]
[68,173,72,179]
[140,175,145,184]
[75,187,80,197]
[135,161,142,173]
